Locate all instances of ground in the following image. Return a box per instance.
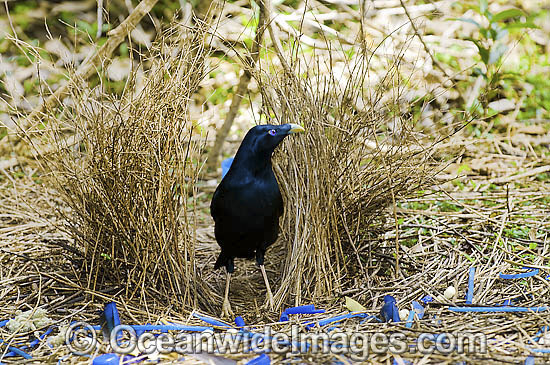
[0,0,549,364]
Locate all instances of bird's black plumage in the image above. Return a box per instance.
[210,124,304,273]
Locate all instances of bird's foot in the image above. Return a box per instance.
[221,299,234,318]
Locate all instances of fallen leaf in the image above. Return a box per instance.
[345,296,367,312]
[517,125,546,135]
[488,99,515,112]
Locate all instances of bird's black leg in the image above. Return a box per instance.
[221,267,234,318]
[256,249,274,310]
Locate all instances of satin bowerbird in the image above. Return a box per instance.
[210,123,305,317]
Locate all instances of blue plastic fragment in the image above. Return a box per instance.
[279,305,325,322]
[221,157,234,179]
[235,316,246,327]
[193,313,231,327]
[92,353,139,365]
[306,312,379,329]
[525,355,535,365]
[531,348,550,353]
[100,302,121,340]
[4,327,55,356]
[29,327,54,347]
[499,268,539,280]
[320,313,365,327]
[358,315,382,324]
[449,306,549,313]
[466,267,475,304]
[411,301,425,320]
[380,295,400,323]
[0,339,32,359]
[405,310,415,329]
[420,295,433,304]
[246,353,270,365]
[502,299,513,306]
[0,319,8,327]
[104,302,121,328]
[131,324,213,332]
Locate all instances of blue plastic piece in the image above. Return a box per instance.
[404,310,415,329]
[449,306,549,313]
[131,324,213,332]
[279,305,325,322]
[466,267,475,304]
[499,268,539,280]
[380,295,400,323]
[502,299,513,306]
[193,313,231,327]
[221,157,234,179]
[358,315,382,324]
[29,327,54,347]
[0,339,32,359]
[420,295,433,304]
[235,316,246,327]
[525,356,535,365]
[246,353,270,365]
[100,302,121,340]
[92,353,139,365]
[411,301,425,320]
[531,348,550,353]
[306,312,380,330]
[0,319,8,327]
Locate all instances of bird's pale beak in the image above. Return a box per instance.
[287,123,305,134]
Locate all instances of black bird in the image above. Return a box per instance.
[210,123,305,316]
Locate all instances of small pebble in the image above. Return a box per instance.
[399,309,410,321]
[444,286,456,300]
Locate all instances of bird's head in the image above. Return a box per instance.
[239,123,305,158]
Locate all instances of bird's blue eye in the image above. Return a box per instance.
[268,129,277,136]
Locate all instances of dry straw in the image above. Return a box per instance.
[33,23,215,313]
[257,40,439,308]
[12,20,440,316]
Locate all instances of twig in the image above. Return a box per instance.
[264,0,291,73]
[206,0,268,170]
[489,165,550,184]
[96,0,103,39]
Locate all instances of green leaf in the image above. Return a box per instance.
[345,296,367,312]
[504,22,538,30]
[492,9,523,23]
[467,38,490,64]
[472,67,485,77]
[453,17,481,28]
[457,163,471,174]
[479,28,489,40]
